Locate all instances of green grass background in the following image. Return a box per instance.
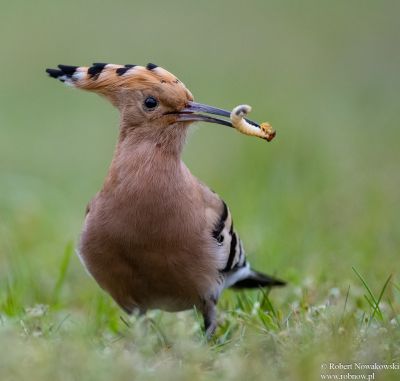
[0,1,399,380]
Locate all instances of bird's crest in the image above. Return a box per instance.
[46,62,191,107]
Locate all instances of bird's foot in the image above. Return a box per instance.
[201,298,218,340]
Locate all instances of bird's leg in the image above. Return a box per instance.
[201,298,217,339]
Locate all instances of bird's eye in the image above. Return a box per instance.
[144,96,158,110]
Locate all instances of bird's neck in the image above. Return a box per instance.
[102,122,189,194]
[97,122,199,246]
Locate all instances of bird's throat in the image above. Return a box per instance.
[102,124,190,197]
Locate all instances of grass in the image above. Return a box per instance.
[1,0,399,380]
[0,257,399,380]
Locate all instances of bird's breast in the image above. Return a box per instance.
[78,154,220,312]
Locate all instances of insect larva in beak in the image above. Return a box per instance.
[230,105,276,141]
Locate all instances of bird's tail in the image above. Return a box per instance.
[231,269,286,289]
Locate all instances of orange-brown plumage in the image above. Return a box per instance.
[54,63,192,109]
[46,62,285,337]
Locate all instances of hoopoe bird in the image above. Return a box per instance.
[46,62,285,337]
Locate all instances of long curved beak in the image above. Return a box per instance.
[174,101,261,129]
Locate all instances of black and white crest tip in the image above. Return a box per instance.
[116,67,129,76]
[146,63,158,70]
[46,65,81,84]
[57,65,78,76]
[88,63,107,78]
[46,68,63,79]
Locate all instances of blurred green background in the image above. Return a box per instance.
[0,0,399,326]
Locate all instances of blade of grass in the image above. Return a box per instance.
[370,274,392,323]
[359,311,366,329]
[260,288,277,318]
[352,267,383,320]
[336,284,351,330]
[51,241,73,305]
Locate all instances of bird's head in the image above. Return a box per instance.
[46,62,262,143]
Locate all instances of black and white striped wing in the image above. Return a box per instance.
[212,200,251,288]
